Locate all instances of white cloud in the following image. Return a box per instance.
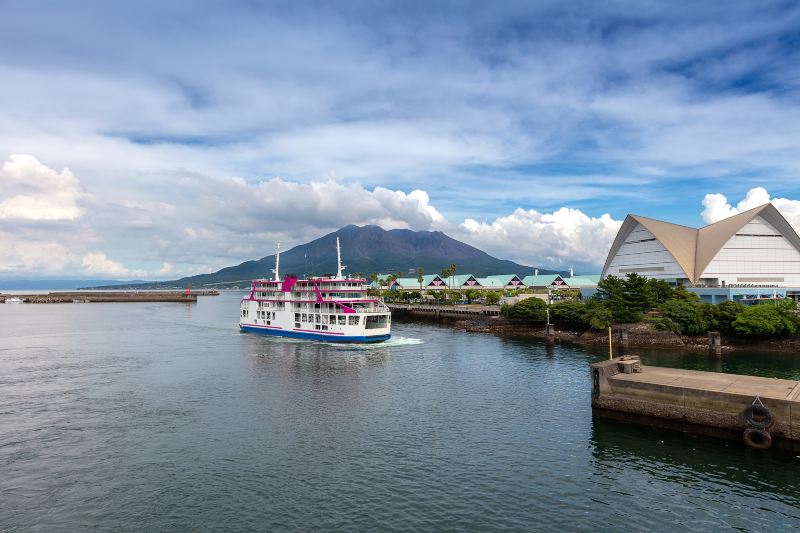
[701,187,800,231]
[0,233,79,275]
[0,154,86,220]
[81,252,145,278]
[0,152,625,277]
[454,207,622,271]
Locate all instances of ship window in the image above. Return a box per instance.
[348,316,359,326]
[338,316,346,325]
[321,325,328,331]
[295,313,300,322]
[329,315,336,323]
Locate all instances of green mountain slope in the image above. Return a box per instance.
[95,225,560,289]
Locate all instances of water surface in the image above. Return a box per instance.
[1,293,799,531]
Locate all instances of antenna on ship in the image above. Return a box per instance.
[336,237,346,279]
[272,241,281,281]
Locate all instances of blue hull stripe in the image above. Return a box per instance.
[240,325,390,343]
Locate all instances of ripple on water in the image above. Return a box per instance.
[1,295,800,530]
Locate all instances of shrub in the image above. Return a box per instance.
[583,301,613,329]
[713,300,746,333]
[732,304,797,336]
[659,299,714,335]
[484,292,501,305]
[549,300,586,322]
[503,297,548,320]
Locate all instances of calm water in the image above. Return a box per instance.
[2,293,800,531]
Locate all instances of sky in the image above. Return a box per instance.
[1,0,800,278]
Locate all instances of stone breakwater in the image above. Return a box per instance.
[392,310,800,354]
[1,292,198,303]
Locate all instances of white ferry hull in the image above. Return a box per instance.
[240,323,390,343]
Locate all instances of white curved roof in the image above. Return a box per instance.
[602,203,800,284]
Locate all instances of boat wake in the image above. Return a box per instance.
[333,336,423,349]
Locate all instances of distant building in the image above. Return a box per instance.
[475,274,525,290]
[601,203,800,303]
[447,274,481,289]
[391,274,446,290]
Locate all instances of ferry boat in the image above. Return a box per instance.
[239,239,391,343]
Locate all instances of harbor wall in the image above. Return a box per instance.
[591,358,800,451]
[1,291,199,303]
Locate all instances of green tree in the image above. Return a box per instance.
[597,275,640,323]
[659,299,714,335]
[583,300,613,329]
[549,300,586,322]
[417,267,424,292]
[671,286,700,302]
[623,273,656,312]
[713,300,746,333]
[503,297,548,320]
[464,289,481,303]
[647,278,674,303]
[484,292,501,305]
[732,304,797,335]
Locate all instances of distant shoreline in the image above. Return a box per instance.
[393,313,800,354]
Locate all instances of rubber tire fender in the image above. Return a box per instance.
[743,427,772,450]
[743,404,774,429]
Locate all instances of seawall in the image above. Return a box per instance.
[591,357,800,451]
[1,291,199,303]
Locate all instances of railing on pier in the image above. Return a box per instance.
[386,304,501,317]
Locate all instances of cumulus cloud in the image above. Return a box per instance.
[701,187,800,231]
[81,252,145,278]
[0,154,86,220]
[0,232,79,275]
[0,152,625,277]
[454,207,622,271]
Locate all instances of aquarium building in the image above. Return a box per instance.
[600,203,800,303]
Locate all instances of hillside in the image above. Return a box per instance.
[94,225,560,289]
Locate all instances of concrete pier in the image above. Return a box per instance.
[1,291,198,303]
[591,357,800,451]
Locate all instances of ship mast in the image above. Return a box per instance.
[272,241,281,281]
[336,237,345,279]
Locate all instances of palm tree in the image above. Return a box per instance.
[417,267,424,292]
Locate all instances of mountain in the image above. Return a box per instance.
[94,225,560,289]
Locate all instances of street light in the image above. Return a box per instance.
[546,286,551,325]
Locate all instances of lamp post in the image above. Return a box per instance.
[546,286,551,325]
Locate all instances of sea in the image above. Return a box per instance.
[1,292,799,531]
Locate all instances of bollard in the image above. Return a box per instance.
[708,331,722,358]
[545,324,556,345]
[615,328,629,355]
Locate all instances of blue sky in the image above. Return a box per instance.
[1,1,800,277]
